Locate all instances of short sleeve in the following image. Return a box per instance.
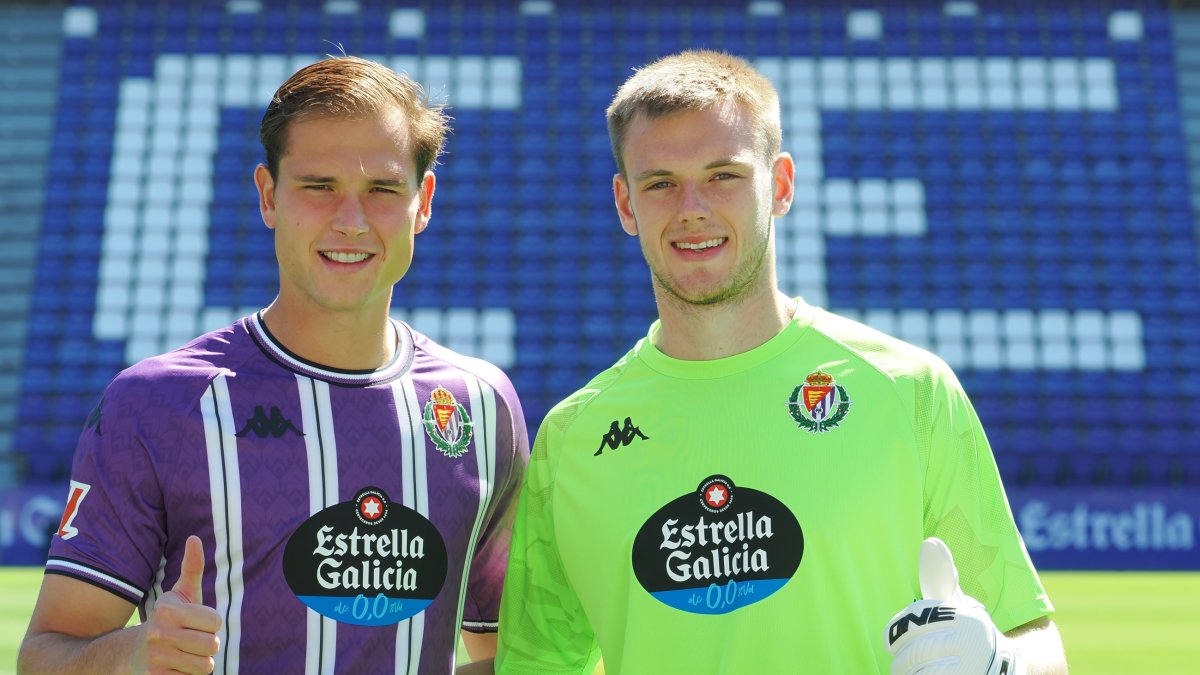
[496,426,600,674]
[45,378,167,605]
[461,384,530,632]
[921,362,1054,632]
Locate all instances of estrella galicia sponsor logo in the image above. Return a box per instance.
[283,487,448,626]
[631,475,803,615]
[594,417,649,456]
[787,369,851,434]
[236,405,303,439]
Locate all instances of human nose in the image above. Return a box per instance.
[678,183,709,223]
[332,195,369,235]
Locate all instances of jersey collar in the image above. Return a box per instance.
[636,298,815,379]
[244,311,415,386]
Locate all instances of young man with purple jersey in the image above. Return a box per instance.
[20,56,527,674]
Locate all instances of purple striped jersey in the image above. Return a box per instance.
[47,313,528,674]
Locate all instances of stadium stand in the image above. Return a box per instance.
[0,3,62,489]
[2,0,1200,499]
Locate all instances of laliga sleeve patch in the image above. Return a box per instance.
[283,487,448,626]
[632,475,803,615]
[56,480,91,539]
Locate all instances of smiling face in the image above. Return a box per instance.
[254,108,434,319]
[613,100,793,308]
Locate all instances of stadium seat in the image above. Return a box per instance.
[7,0,1200,499]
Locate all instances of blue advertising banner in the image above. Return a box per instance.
[1008,488,1200,571]
[0,484,64,566]
[3,484,1199,570]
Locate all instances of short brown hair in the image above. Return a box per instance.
[259,56,450,178]
[606,50,781,175]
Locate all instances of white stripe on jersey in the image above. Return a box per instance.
[201,374,245,675]
[393,379,429,675]
[44,559,145,599]
[455,377,498,641]
[298,376,339,675]
[145,554,168,616]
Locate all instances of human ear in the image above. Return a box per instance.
[413,171,436,235]
[770,152,795,217]
[614,173,638,236]
[254,164,277,229]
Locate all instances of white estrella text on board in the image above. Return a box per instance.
[1019,501,1196,552]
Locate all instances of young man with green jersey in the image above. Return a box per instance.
[496,50,1068,674]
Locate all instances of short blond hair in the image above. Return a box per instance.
[605,50,782,175]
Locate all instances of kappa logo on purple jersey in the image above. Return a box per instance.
[85,397,103,436]
[631,475,804,615]
[283,487,448,626]
[235,405,303,439]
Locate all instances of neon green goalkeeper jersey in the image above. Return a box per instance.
[497,301,1053,674]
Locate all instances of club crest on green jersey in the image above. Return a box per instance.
[423,385,473,457]
[788,370,851,433]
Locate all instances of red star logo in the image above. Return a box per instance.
[360,496,384,521]
[705,485,728,509]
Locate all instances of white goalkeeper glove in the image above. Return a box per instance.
[883,537,1023,675]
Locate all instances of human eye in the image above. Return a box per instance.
[302,183,332,191]
[645,180,673,191]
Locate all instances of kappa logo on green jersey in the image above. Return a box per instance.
[631,475,803,615]
[594,417,649,456]
[787,369,851,433]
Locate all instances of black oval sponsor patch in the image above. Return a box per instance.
[632,475,803,615]
[283,487,448,626]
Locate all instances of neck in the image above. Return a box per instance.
[651,282,797,361]
[260,296,396,371]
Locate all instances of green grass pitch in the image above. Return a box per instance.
[1,567,1197,673]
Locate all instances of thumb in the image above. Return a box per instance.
[918,537,962,603]
[172,535,206,604]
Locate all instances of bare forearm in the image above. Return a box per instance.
[458,629,497,674]
[456,658,494,675]
[1008,618,1068,675]
[18,625,142,675]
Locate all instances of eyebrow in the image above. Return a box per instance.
[295,174,408,187]
[632,158,748,182]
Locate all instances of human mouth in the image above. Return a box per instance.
[321,251,372,263]
[674,238,726,251]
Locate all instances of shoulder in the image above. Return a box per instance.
[104,321,254,407]
[78,321,256,448]
[406,324,522,406]
[806,308,960,391]
[539,346,641,441]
